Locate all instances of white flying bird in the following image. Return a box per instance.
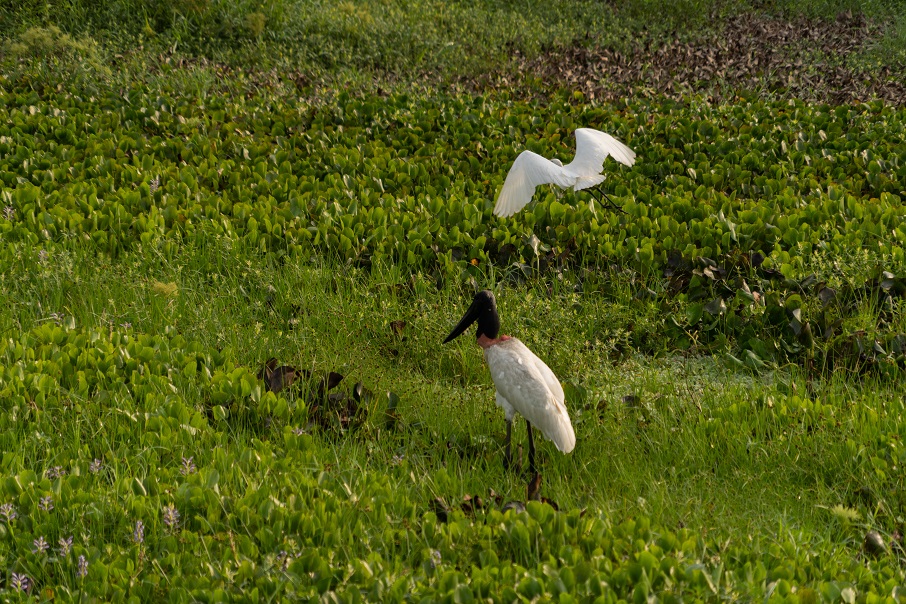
[493,128,636,218]
[443,290,575,475]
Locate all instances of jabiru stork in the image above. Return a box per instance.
[444,290,575,474]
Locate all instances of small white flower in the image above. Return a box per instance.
[58,536,73,556]
[133,520,144,544]
[77,555,88,578]
[32,536,49,554]
[11,572,28,591]
[180,457,197,475]
[0,502,16,522]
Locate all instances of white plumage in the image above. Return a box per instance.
[486,339,575,454]
[443,290,575,474]
[494,128,636,218]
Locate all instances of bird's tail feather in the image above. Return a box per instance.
[531,398,576,454]
[550,416,576,453]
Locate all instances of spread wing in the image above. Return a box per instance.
[494,151,574,217]
[564,128,636,189]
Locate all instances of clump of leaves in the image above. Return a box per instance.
[258,359,301,394]
[258,358,371,433]
[2,26,109,92]
[4,26,92,59]
[151,280,179,298]
[829,504,862,525]
[243,12,267,38]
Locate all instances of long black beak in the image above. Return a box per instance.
[443,299,481,343]
[443,290,500,343]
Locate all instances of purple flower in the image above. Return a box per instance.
[89,458,103,474]
[39,495,53,512]
[46,466,65,479]
[0,502,16,522]
[2,206,14,221]
[132,520,144,544]
[162,504,180,531]
[77,555,88,578]
[149,177,160,193]
[38,249,49,263]
[32,536,49,555]
[58,536,73,556]
[180,457,197,476]
[10,572,28,591]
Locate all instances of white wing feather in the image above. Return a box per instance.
[494,151,574,218]
[494,129,635,216]
[484,338,576,454]
[565,128,637,183]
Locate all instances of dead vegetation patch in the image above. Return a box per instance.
[516,12,906,105]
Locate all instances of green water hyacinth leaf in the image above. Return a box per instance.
[686,303,704,325]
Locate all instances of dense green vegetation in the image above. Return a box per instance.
[2,83,904,369]
[2,247,905,601]
[2,0,906,601]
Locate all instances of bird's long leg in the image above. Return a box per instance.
[526,421,536,476]
[593,188,627,215]
[504,419,513,471]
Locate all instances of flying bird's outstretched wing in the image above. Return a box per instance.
[494,151,574,217]
[566,129,636,191]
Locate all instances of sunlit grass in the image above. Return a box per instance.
[4,242,904,532]
[1,235,904,598]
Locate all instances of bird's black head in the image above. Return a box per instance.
[443,290,500,343]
